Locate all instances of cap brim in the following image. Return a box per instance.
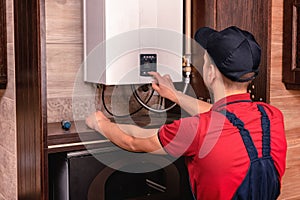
[194,27,217,49]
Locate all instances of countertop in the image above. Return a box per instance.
[47,114,182,153]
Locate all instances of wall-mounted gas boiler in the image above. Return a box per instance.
[83,0,184,85]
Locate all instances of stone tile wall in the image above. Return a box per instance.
[0,0,17,199]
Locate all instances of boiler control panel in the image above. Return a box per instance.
[140,54,157,76]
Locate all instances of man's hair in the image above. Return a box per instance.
[220,73,254,90]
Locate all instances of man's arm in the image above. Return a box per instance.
[86,111,167,154]
[171,91,212,116]
[148,72,212,115]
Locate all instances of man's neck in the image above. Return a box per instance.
[213,89,247,103]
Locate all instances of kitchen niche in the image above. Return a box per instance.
[14,0,271,199]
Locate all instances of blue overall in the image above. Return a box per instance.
[218,104,281,200]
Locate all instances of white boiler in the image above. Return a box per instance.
[83,0,184,85]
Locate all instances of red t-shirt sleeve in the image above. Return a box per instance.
[158,116,200,157]
[268,106,287,179]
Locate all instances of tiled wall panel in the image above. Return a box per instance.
[0,0,17,199]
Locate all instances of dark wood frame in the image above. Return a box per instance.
[283,0,300,89]
[0,0,7,89]
[14,0,48,199]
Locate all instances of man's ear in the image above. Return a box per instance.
[207,64,217,84]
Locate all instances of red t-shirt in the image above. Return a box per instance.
[158,93,287,200]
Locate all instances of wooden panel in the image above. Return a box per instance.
[216,0,271,102]
[271,0,300,199]
[283,0,300,89]
[190,0,270,102]
[0,0,7,89]
[279,131,300,199]
[46,43,83,98]
[45,0,82,44]
[14,0,48,199]
[191,0,216,33]
[270,0,300,131]
[189,0,212,101]
[45,0,84,124]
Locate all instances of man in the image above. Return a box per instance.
[86,26,287,199]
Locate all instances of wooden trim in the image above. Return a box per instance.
[40,0,48,198]
[283,0,300,89]
[0,0,7,89]
[14,0,47,199]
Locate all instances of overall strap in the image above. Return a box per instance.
[257,104,271,157]
[219,110,258,161]
[219,104,271,161]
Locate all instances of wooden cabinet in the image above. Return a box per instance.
[0,0,7,90]
[283,0,300,89]
[14,1,272,199]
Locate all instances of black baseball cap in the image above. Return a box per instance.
[194,26,261,82]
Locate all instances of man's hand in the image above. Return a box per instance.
[86,111,110,133]
[148,71,178,103]
[149,71,212,115]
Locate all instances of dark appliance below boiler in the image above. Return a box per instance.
[49,147,194,200]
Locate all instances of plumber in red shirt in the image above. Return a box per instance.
[86,26,287,200]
